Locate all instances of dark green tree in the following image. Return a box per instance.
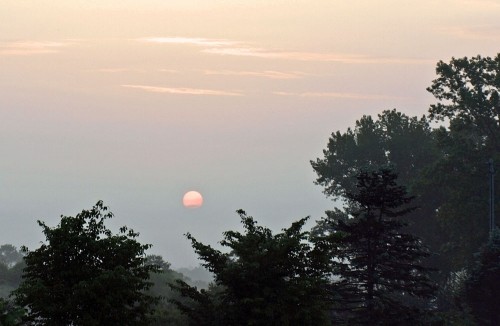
[172,210,331,326]
[427,54,500,151]
[14,201,158,325]
[424,54,500,272]
[311,109,437,197]
[311,110,445,274]
[0,297,25,326]
[144,255,189,326]
[315,169,436,325]
[463,229,500,325]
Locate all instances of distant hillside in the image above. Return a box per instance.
[177,266,213,285]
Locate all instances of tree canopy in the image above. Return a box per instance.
[423,54,500,271]
[311,110,444,273]
[14,201,158,325]
[172,210,331,326]
[463,230,500,325]
[427,54,500,150]
[311,109,436,197]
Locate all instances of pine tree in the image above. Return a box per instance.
[316,169,436,325]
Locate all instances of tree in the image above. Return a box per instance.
[0,297,24,326]
[310,109,445,275]
[424,54,500,272]
[0,260,25,299]
[144,255,190,326]
[14,201,158,325]
[427,54,500,152]
[314,169,436,325]
[172,210,331,326]
[311,109,437,197]
[463,229,500,325]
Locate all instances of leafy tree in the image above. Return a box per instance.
[0,260,25,299]
[144,255,189,326]
[314,169,436,325]
[170,282,224,326]
[14,201,158,325]
[0,297,24,326]
[463,229,500,325]
[419,122,491,272]
[311,109,445,275]
[427,54,500,151]
[172,210,331,326]
[424,54,500,272]
[313,55,500,290]
[311,109,436,197]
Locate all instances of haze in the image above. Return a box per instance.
[1,0,499,267]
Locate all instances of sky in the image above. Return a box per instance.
[1,0,500,268]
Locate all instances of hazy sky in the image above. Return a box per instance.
[1,0,499,267]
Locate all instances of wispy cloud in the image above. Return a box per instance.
[0,41,69,56]
[203,47,432,64]
[139,37,237,47]
[121,84,243,96]
[204,70,304,79]
[159,69,179,73]
[140,36,431,65]
[94,68,146,73]
[273,91,405,100]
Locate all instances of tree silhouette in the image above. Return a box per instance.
[14,201,158,325]
[315,169,436,325]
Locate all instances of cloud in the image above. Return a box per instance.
[0,41,69,56]
[203,47,432,64]
[273,91,405,100]
[121,84,243,96]
[204,70,304,79]
[139,36,431,65]
[94,68,146,73]
[159,69,179,73]
[139,37,237,47]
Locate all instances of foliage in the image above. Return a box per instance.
[170,281,224,326]
[427,54,500,150]
[0,260,25,299]
[0,297,25,326]
[311,109,436,197]
[424,54,500,272]
[312,55,500,308]
[145,255,189,325]
[310,109,445,276]
[0,245,25,300]
[172,210,331,326]
[463,229,500,325]
[419,122,492,273]
[14,201,158,325]
[314,169,436,325]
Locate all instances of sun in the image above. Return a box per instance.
[183,191,203,208]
